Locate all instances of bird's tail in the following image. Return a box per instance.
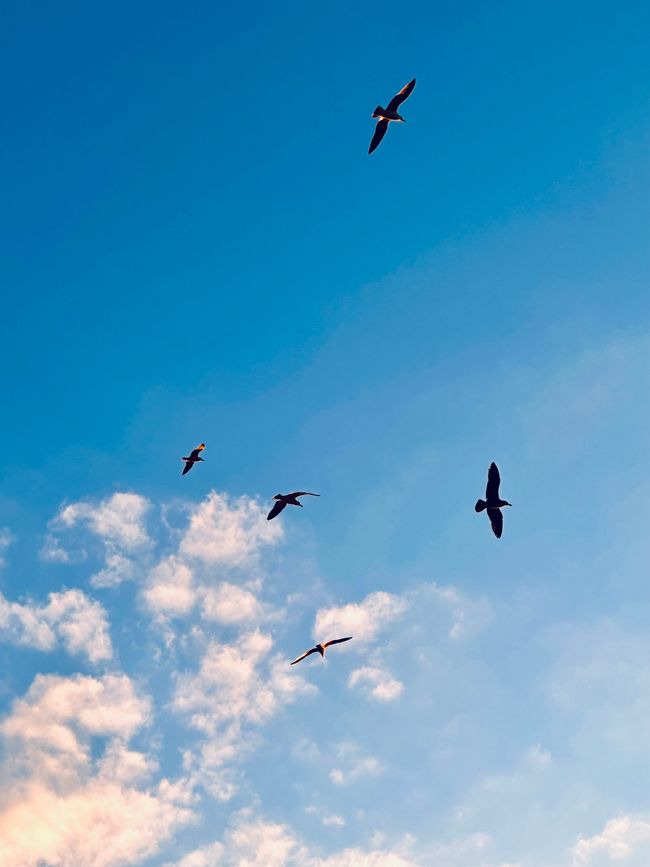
[372,106,384,117]
[475,499,487,513]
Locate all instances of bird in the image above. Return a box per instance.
[181,443,205,476]
[290,636,353,665]
[475,462,511,538]
[267,491,320,521]
[368,77,416,154]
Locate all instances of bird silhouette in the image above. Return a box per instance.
[267,492,320,521]
[290,636,353,665]
[368,78,416,154]
[181,443,205,476]
[475,462,511,538]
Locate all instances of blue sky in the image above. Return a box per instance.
[2,1,650,865]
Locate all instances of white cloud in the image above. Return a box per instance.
[138,492,284,625]
[570,815,650,865]
[144,556,196,617]
[313,591,408,645]
[348,666,404,702]
[0,528,13,568]
[50,492,152,587]
[40,532,72,563]
[200,582,263,625]
[0,780,193,867]
[424,583,492,641]
[0,588,112,663]
[173,630,315,800]
[167,814,418,867]
[0,672,194,867]
[179,491,282,566]
[173,630,314,733]
[313,850,418,867]
[329,745,382,786]
[167,841,225,867]
[222,817,304,866]
[1,673,150,758]
[305,807,346,828]
[57,492,151,549]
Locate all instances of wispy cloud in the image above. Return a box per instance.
[166,811,418,867]
[348,665,403,701]
[329,743,382,786]
[173,629,316,800]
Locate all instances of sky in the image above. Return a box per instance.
[2,1,650,865]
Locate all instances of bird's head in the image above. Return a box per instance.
[273,494,283,500]
[398,114,406,122]
[503,501,512,507]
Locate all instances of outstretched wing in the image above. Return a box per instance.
[290,646,319,665]
[487,508,503,539]
[189,444,205,460]
[267,500,287,521]
[323,636,353,649]
[387,78,416,112]
[368,119,389,154]
[486,462,500,500]
[182,461,194,476]
[290,492,320,499]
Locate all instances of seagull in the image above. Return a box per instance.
[181,443,205,476]
[368,77,416,154]
[267,491,320,521]
[475,462,511,538]
[290,636,353,665]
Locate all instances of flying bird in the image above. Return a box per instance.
[475,462,511,538]
[290,636,353,665]
[368,77,416,154]
[267,491,320,521]
[181,443,205,476]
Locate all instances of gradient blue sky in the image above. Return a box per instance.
[2,2,650,865]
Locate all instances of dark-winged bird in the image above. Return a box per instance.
[290,636,353,665]
[368,78,416,154]
[181,443,205,476]
[475,462,511,538]
[267,491,320,521]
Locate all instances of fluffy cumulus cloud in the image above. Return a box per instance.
[348,665,404,701]
[56,493,151,549]
[49,492,152,587]
[570,815,650,866]
[141,492,283,624]
[179,491,282,565]
[144,555,196,617]
[200,581,264,625]
[313,591,408,645]
[0,588,112,662]
[0,673,194,867]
